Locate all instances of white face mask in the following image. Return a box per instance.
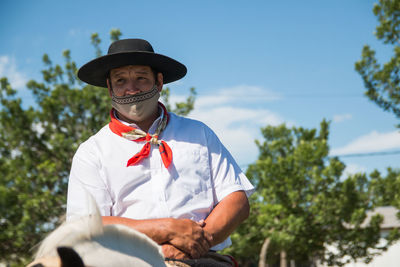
[111,85,160,122]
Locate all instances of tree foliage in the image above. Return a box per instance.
[0,30,196,266]
[369,168,400,207]
[224,121,398,266]
[355,0,400,126]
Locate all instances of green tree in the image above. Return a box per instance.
[0,30,196,266]
[355,0,400,126]
[224,121,397,266]
[369,168,400,207]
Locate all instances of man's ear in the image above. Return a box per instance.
[156,73,163,92]
[106,79,112,97]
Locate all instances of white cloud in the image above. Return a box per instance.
[0,55,27,89]
[338,163,367,181]
[343,163,367,176]
[333,113,352,123]
[190,105,284,165]
[331,130,400,156]
[196,85,281,108]
[169,85,285,166]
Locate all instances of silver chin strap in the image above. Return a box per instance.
[111,86,159,105]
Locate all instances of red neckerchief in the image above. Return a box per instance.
[108,102,172,168]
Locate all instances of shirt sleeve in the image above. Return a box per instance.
[205,126,255,203]
[204,125,255,251]
[66,139,113,221]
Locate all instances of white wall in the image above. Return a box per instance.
[317,240,400,267]
[342,241,400,267]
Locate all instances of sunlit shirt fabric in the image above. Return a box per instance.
[66,111,255,250]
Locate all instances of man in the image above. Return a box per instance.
[67,38,254,264]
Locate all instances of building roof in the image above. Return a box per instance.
[363,206,400,229]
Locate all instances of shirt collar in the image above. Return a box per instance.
[113,106,164,134]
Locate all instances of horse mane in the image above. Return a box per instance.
[32,193,166,267]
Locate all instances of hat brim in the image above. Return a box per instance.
[77,51,187,88]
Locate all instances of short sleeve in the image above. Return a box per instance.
[206,127,255,203]
[204,126,255,250]
[66,139,113,221]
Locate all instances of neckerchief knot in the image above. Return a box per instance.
[109,102,172,168]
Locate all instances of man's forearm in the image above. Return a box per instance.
[101,191,250,255]
[102,216,172,244]
[203,190,250,247]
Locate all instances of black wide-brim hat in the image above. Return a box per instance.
[77,38,187,88]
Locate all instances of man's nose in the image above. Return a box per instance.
[124,80,141,95]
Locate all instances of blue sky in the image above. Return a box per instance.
[1,0,399,176]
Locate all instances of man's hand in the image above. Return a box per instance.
[162,244,190,260]
[165,218,213,259]
[102,216,212,259]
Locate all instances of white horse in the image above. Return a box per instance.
[28,195,166,267]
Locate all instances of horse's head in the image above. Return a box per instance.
[28,246,84,267]
[28,194,166,267]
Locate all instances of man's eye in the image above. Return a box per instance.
[116,78,124,83]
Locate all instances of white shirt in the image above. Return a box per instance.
[67,111,255,250]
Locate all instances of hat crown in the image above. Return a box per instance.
[108,39,154,55]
